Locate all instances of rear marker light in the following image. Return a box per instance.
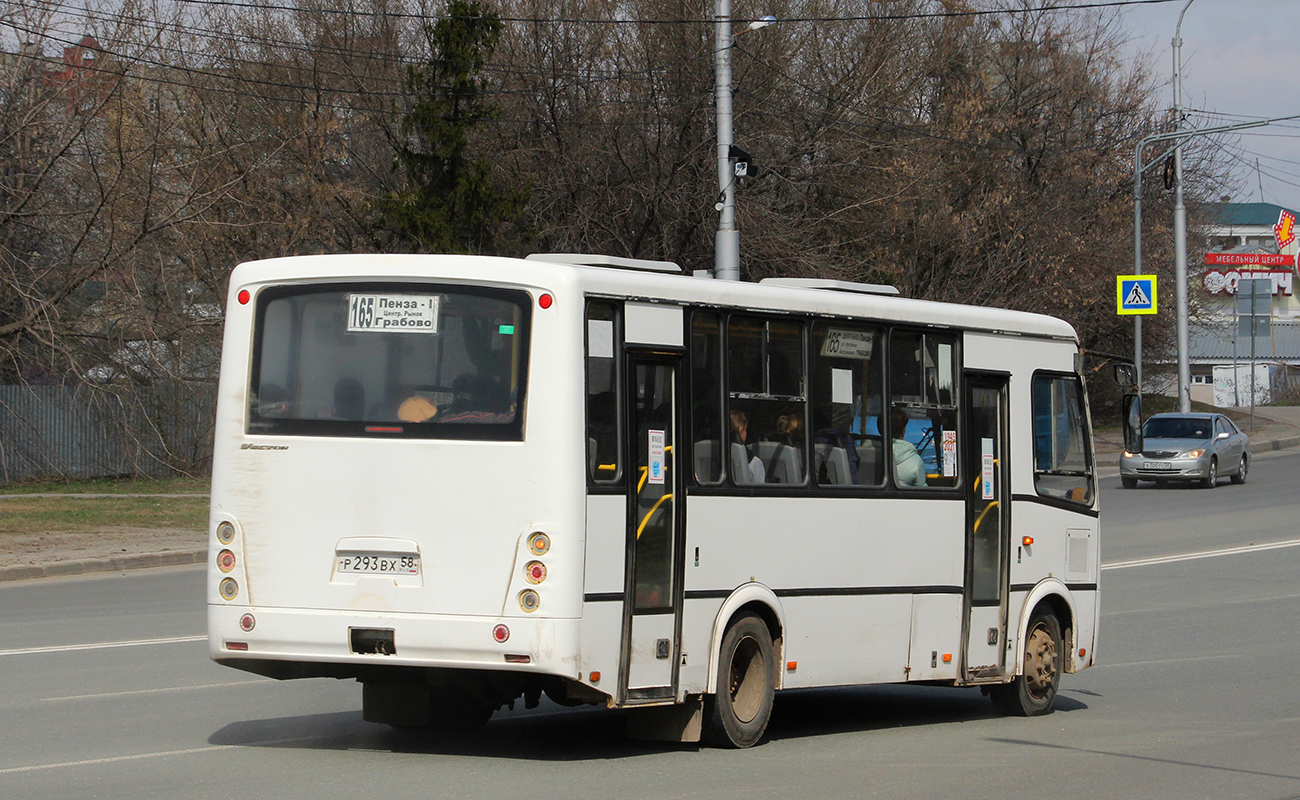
[219,578,239,600]
[525,561,547,584]
[239,614,256,632]
[237,289,250,305]
[216,521,236,545]
[504,654,531,664]
[492,624,510,643]
[528,532,550,556]
[538,293,554,309]
[226,642,249,651]
[518,589,540,612]
[217,549,237,573]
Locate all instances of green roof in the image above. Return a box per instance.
[1208,202,1295,227]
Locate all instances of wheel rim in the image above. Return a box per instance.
[1023,622,1058,700]
[728,634,767,724]
[1241,458,1247,479]
[1208,460,1217,483]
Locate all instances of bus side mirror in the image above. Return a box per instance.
[1122,393,1142,455]
[1113,363,1136,389]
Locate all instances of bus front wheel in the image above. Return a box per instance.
[990,611,1061,717]
[704,613,776,748]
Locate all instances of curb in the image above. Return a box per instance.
[0,549,206,583]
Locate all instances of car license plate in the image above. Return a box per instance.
[337,553,420,575]
[1141,461,1169,470]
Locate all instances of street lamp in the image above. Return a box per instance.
[713,6,776,281]
[1171,0,1195,412]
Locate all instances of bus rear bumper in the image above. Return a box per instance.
[208,604,582,680]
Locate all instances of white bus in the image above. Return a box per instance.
[208,253,1100,747]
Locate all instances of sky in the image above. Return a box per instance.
[1119,0,1300,213]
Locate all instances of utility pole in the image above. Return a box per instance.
[1172,0,1194,412]
[713,0,739,282]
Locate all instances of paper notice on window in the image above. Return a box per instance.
[648,430,666,485]
[832,369,853,404]
[942,430,957,477]
[347,294,439,333]
[588,319,615,358]
[981,437,995,499]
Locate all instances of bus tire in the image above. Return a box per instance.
[990,610,1061,717]
[704,613,776,748]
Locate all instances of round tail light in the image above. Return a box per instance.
[219,578,239,600]
[524,560,547,584]
[518,589,540,613]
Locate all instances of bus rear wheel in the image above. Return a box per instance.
[704,613,776,748]
[990,611,1061,717]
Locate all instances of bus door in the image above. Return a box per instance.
[961,372,1011,681]
[619,353,685,703]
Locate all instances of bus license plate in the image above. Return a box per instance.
[1141,461,1169,470]
[337,553,420,575]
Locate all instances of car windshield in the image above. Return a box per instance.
[1142,416,1212,440]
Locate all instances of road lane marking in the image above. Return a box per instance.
[0,635,205,657]
[1094,654,1240,669]
[1102,538,1300,571]
[43,679,268,702]
[0,737,319,775]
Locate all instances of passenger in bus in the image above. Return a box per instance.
[891,407,926,486]
[332,378,366,420]
[729,410,767,484]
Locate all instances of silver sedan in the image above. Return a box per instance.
[1119,412,1250,489]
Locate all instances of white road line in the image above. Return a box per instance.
[0,737,318,776]
[43,679,267,702]
[0,635,206,657]
[1102,538,1300,571]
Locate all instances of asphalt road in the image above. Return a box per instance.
[2,451,1299,800]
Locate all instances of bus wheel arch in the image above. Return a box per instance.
[704,586,785,696]
[1015,581,1075,673]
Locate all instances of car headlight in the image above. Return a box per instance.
[1123,451,1138,458]
[1179,448,1205,459]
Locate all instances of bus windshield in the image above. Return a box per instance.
[248,283,530,440]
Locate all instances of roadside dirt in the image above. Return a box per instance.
[0,527,205,570]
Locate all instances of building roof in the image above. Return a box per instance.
[1189,320,1300,363]
[1207,202,1294,228]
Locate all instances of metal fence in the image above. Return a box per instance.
[0,384,216,483]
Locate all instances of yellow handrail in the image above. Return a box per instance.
[636,494,673,539]
[972,500,999,536]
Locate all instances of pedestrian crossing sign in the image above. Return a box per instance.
[1116,275,1157,315]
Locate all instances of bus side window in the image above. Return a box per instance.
[810,321,884,487]
[1032,374,1093,505]
[888,330,959,488]
[587,301,621,484]
[726,316,807,486]
[691,311,725,484]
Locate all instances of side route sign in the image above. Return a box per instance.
[1116,275,1157,315]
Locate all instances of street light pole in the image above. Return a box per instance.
[713,0,739,281]
[1172,0,1195,412]
[713,7,775,281]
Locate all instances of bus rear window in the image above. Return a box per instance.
[249,283,530,440]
